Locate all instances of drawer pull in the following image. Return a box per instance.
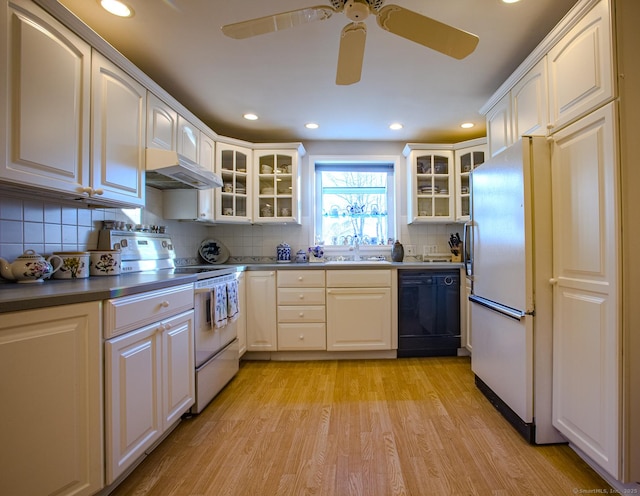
[298,276,303,281]
[299,294,304,299]
[299,312,304,317]
[299,334,304,340]
[160,300,170,308]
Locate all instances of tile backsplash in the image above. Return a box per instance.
[0,187,462,263]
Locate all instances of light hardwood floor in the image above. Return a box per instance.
[111,357,609,495]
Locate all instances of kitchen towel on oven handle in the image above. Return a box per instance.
[212,282,228,328]
[226,279,239,322]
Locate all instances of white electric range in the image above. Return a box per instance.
[98,229,240,414]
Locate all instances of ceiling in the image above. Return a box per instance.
[57,0,578,143]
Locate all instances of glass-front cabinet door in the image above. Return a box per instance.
[253,144,305,224]
[455,142,486,221]
[215,143,252,222]
[404,145,454,223]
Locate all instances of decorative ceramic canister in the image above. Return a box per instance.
[89,250,121,276]
[391,240,405,262]
[52,251,90,279]
[276,242,291,263]
[295,249,307,263]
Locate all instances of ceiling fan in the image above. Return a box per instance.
[221,0,479,85]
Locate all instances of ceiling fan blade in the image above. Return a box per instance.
[376,4,479,60]
[222,6,337,39]
[336,22,367,85]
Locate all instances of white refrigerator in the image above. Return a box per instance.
[469,136,564,444]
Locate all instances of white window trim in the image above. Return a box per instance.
[308,154,401,253]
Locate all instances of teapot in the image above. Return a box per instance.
[0,249,62,283]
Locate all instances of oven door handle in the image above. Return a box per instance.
[195,287,213,295]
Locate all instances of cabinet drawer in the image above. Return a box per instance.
[278,305,325,323]
[277,323,326,350]
[326,269,391,288]
[277,270,325,288]
[277,287,325,305]
[104,283,194,338]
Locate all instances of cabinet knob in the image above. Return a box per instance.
[298,276,303,281]
[299,334,304,340]
[299,294,304,299]
[549,278,558,285]
[93,188,104,196]
[299,312,304,317]
[160,300,170,308]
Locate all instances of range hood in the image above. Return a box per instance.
[145,148,223,190]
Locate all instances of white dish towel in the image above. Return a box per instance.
[226,279,239,322]
[213,282,228,328]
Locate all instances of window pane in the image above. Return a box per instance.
[316,165,393,246]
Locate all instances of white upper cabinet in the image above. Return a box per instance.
[404,145,455,223]
[486,93,512,158]
[1,0,91,197]
[453,140,486,221]
[216,142,252,222]
[199,131,215,172]
[147,92,178,151]
[511,58,549,137]
[91,51,146,207]
[253,144,305,224]
[547,0,613,132]
[177,115,199,164]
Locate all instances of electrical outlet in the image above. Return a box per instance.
[423,245,438,256]
[405,245,415,256]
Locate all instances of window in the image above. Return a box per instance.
[314,160,395,247]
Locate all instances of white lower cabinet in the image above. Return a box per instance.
[105,309,194,484]
[104,284,195,485]
[246,271,277,351]
[326,270,393,351]
[277,270,326,351]
[551,103,619,478]
[0,302,103,496]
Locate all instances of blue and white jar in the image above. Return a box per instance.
[277,243,291,263]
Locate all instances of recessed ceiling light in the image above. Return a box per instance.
[243,113,258,121]
[100,0,134,17]
[461,122,475,129]
[389,123,403,130]
[305,122,319,129]
[502,0,521,3]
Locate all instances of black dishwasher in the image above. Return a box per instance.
[398,270,460,357]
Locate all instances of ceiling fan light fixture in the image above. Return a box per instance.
[243,113,258,121]
[389,122,403,130]
[100,0,134,18]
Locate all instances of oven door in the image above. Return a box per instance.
[194,282,238,369]
[194,287,220,368]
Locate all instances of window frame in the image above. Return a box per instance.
[309,154,400,253]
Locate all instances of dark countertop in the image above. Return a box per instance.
[0,271,198,313]
[227,261,463,270]
[0,262,463,313]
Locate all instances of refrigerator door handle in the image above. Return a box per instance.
[463,220,474,277]
[469,294,526,321]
